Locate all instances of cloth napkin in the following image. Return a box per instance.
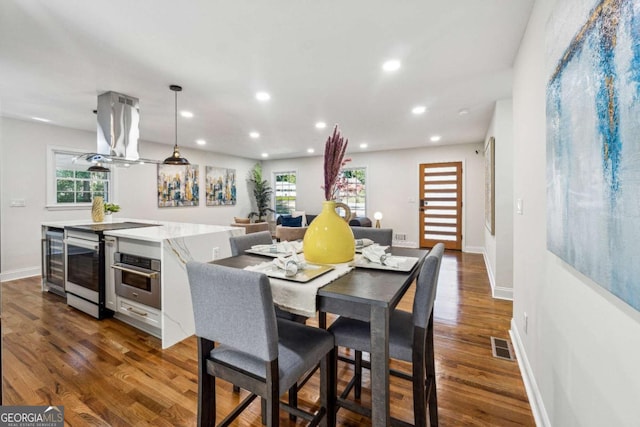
[272,252,305,276]
[354,238,374,249]
[251,240,303,254]
[245,256,353,317]
[361,245,399,267]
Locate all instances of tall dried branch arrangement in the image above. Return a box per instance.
[323,125,349,200]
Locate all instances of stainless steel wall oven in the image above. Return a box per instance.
[113,252,161,309]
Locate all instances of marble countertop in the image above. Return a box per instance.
[42,218,240,242]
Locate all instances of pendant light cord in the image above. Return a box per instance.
[163,84,189,164]
[174,89,178,150]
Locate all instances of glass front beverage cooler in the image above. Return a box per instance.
[42,227,65,296]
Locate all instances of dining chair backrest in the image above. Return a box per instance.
[229,230,273,256]
[412,243,445,329]
[186,261,278,362]
[351,226,393,246]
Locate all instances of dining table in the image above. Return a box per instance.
[211,246,428,427]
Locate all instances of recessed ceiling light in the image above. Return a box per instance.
[261,153,269,158]
[138,161,145,165]
[180,111,194,118]
[256,92,271,102]
[458,108,470,116]
[430,135,442,142]
[196,139,206,145]
[360,143,368,149]
[307,148,315,154]
[249,131,260,139]
[382,59,401,72]
[32,117,51,122]
[315,122,327,129]
[412,106,427,115]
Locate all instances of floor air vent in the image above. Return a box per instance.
[491,337,515,361]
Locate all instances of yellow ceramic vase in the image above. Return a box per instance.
[91,197,104,222]
[303,201,355,264]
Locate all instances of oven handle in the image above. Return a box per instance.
[111,264,159,279]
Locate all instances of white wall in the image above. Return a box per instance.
[484,99,514,299]
[511,0,640,426]
[0,117,257,279]
[262,142,485,251]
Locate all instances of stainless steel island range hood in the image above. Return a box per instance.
[82,91,160,171]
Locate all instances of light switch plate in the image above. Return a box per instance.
[516,198,523,215]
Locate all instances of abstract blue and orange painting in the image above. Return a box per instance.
[547,0,640,311]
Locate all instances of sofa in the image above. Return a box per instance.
[275,212,372,241]
[275,212,312,241]
[348,216,372,227]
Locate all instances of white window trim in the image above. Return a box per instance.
[339,166,367,217]
[46,145,117,210]
[273,169,298,214]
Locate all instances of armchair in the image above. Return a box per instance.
[230,216,270,234]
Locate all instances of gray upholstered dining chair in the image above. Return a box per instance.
[186,261,336,427]
[351,226,393,247]
[228,232,308,405]
[328,243,445,427]
[229,233,307,327]
[229,230,273,256]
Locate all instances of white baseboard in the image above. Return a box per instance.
[493,286,513,300]
[463,245,484,254]
[482,249,496,290]
[510,319,551,427]
[0,266,41,282]
[481,249,513,300]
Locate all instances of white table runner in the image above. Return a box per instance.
[245,261,353,317]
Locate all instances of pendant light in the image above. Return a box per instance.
[163,85,190,165]
[88,162,110,173]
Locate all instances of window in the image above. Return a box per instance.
[274,171,296,214]
[47,147,113,208]
[336,167,366,217]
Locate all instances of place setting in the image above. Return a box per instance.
[352,244,420,272]
[244,240,304,257]
[245,251,334,283]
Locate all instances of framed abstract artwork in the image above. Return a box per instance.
[205,166,236,206]
[547,0,640,311]
[157,164,199,207]
[484,136,495,235]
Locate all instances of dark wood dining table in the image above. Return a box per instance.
[212,246,428,427]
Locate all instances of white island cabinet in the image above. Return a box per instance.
[107,222,243,348]
[41,219,244,349]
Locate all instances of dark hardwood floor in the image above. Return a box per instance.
[1,251,534,426]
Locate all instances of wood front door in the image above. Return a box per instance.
[419,162,462,250]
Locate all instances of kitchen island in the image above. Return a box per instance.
[42,219,243,348]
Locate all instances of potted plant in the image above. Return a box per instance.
[247,163,274,222]
[104,202,121,215]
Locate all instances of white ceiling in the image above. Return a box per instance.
[0,1,533,160]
